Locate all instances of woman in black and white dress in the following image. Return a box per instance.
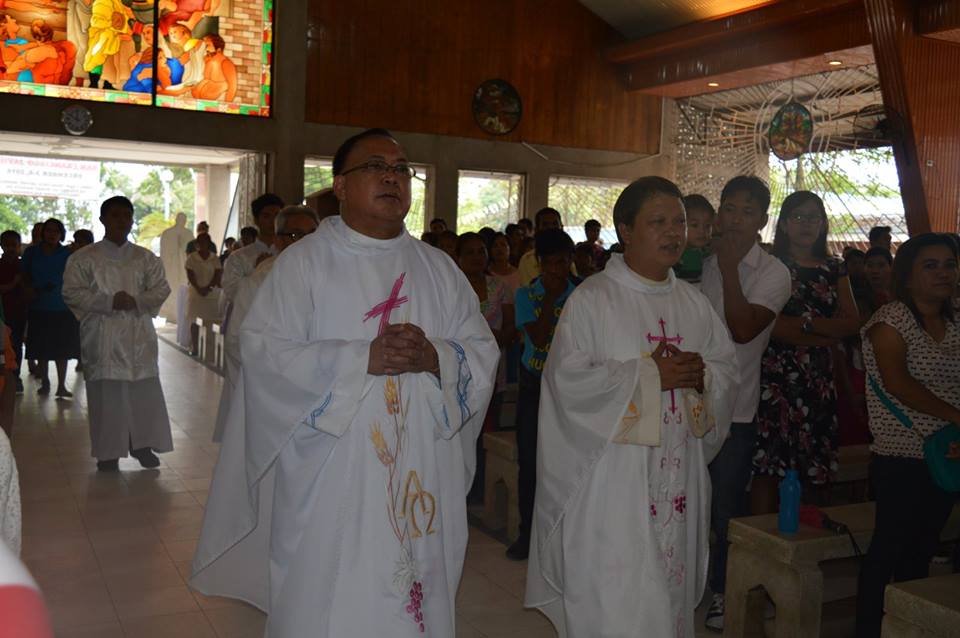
[855,233,960,638]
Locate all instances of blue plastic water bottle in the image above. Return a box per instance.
[778,470,801,534]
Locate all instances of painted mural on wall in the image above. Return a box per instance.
[0,0,271,116]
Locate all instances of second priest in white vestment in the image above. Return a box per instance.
[526,178,739,637]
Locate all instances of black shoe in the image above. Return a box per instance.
[97,459,119,472]
[56,387,73,399]
[15,378,23,394]
[505,536,530,561]
[38,380,50,395]
[130,447,160,469]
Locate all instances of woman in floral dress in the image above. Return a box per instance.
[753,192,860,510]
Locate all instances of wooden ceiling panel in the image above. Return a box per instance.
[634,46,875,98]
[916,0,960,44]
[606,0,872,96]
[578,0,779,39]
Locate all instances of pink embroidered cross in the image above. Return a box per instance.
[364,273,409,336]
[646,318,683,414]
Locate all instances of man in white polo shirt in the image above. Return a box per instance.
[700,176,792,631]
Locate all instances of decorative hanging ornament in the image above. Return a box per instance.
[768,101,813,161]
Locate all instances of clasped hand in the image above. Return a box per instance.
[368,323,439,376]
[112,291,137,312]
[652,342,705,392]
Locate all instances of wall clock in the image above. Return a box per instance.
[472,79,522,136]
[61,105,94,136]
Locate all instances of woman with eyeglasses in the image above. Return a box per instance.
[212,205,320,443]
[752,191,860,510]
[854,233,960,638]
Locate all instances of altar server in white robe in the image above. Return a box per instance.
[63,196,173,472]
[525,177,739,638]
[192,129,499,637]
[211,205,320,442]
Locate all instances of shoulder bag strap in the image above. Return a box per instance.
[868,373,918,433]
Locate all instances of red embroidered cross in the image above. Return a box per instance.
[646,318,684,414]
[364,273,409,336]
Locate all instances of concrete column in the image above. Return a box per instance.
[434,158,460,232]
[865,0,960,234]
[206,164,232,246]
[267,0,308,205]
[524,169,550,221]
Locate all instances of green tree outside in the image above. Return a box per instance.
[457,176,522,233]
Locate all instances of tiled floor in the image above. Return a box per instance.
[12,340,721,637]
[11,341,561,638]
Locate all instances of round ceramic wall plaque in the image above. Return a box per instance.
[472,79,522,136]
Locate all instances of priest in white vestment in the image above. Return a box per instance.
[217,193,283,431]
[192,129,499,637]
[220,193,284,304]
[63,196,173,472]
[158,212,193,321]
[212,205,320,442]
[526,177,739,637]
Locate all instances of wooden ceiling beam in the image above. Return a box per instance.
[916,0,960,45]
[606,0,858,64]
[607,0,872,97]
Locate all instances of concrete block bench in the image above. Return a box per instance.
[881,573,960,637]
[724,502,960,637]
[482,431,519,541]
[194,318,220,365]
[211,322,225,371]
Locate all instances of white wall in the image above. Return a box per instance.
[299,110,677,232]
[205,164,233,246]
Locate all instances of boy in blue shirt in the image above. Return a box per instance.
[507,228,579,560]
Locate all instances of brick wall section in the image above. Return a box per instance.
[220,4,264,106]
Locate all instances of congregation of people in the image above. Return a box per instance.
[0,128,957,638]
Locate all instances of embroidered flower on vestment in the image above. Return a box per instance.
[369,423,394,466]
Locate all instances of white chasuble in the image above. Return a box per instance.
[191,217,499,638]
[525,255,738,638]
[212,255,276,443]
